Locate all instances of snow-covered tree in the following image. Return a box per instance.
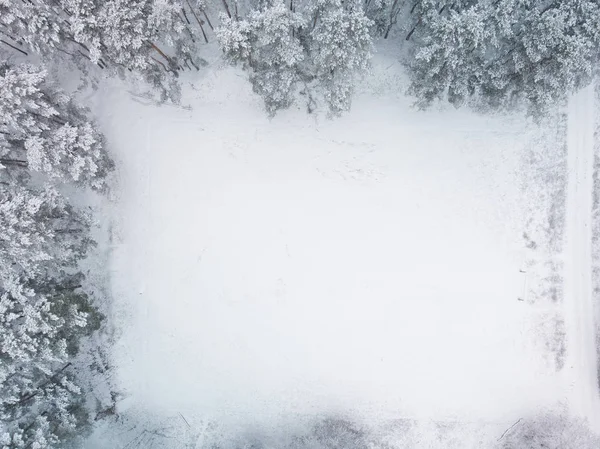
[407,2,491,108]
[0,275,101,449]
[493,0,600,112]
[1,5,121,449]
[305,0,372,114]
[0,0,207,102]
[62,0,191,87]
[500,412,600,448]
[0,63,113,190]
[218,1,306,114]
[0,179,102,448]
[407,0,600,114]
[0,182,93,286]
[217,0,373,115]
[0,0,61,56]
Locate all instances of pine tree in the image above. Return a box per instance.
[306,0,372,114]
[217,0,373,115]
[0,0,205,102]
[0,275,101,449]
[1,5,118,449]
[0,180,100,449]
[406,0,600,114]
[217,0,306,114]
[0,181,93,286]
[0,63,113,190]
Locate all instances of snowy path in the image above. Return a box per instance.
[564,83,600,428]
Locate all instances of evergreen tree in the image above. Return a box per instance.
[0,181,93,286]
[0,179,101,448]
[0,63,113,191]
[306,0,372,114]
[407,0,600,113]
[0,0,61,56]
[0,0,205,102]
[0,64,107,447]
[218,1,306,114]
[0,275,101,449]
[217,0,372,115]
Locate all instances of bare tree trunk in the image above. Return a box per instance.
[1,39,28,55]
[221,0,232,18]
[405,18,420,41]
[202,10,214,30]
[312,10,319,30]
[186,0,209,43]
[149,41,177,71]
[0,158,28,168]
[199,23,209,43]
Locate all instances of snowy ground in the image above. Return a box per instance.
[92,55,587,445]
[564,83,600,428]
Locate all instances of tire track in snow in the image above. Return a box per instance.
[564,82,600,429]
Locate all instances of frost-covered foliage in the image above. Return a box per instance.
[0,51,111,449]
[407,0,600,113]
[0,276,101,449]
[61,0,196,100]
[217,0,372,115]
[0,0,207,102]
[364,0,404,39]
[0,181,102,448]
[521,113,567,304]
[520,113,568,369]
[218,2,306,113]
[307,0,372,114]
[0,0,61,55]
[0,64,113,190]
[0,183,93,285]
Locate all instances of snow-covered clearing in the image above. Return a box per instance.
[96,57,586,443]
[564,83,600,428]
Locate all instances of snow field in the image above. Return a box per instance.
[101,63,564,430]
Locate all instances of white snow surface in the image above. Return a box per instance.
[97,56,573,434]
[564,83,600,429]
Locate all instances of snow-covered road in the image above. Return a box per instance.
[564,83,600,429]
